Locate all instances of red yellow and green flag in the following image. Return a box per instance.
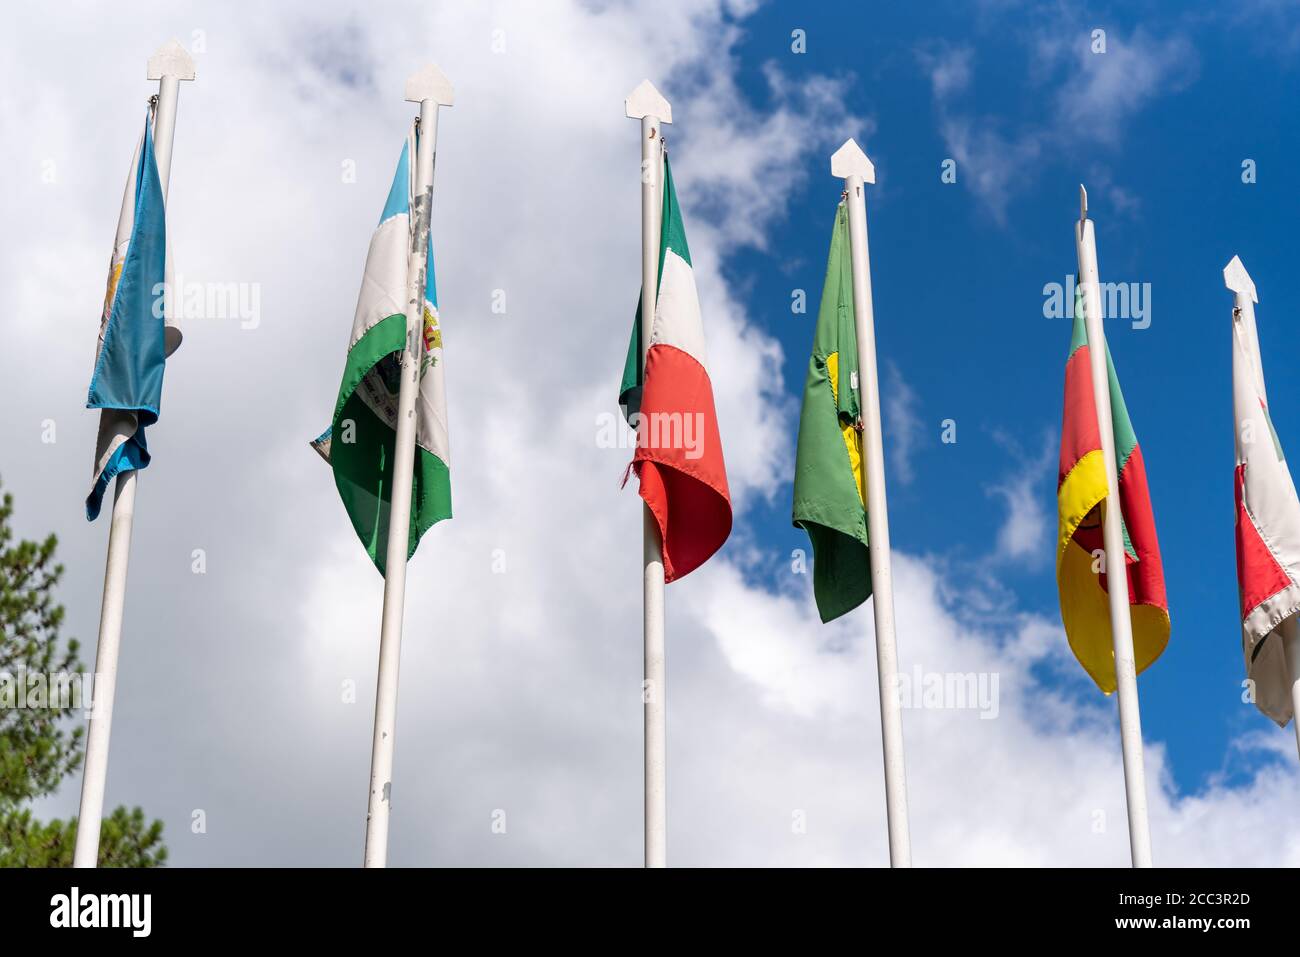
[1056,293,1170,691]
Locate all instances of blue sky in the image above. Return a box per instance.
[701,2,1300,792]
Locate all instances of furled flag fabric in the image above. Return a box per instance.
[312,123,451,576]
[1056,292,1170,692]
[792,204,869,622]
[86,110,182,520]
[618,154,731,582]
[1227,257,1300,726]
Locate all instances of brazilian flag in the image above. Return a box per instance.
[792,203,870,622]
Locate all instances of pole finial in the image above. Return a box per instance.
[831,138,875,184]
[147,39,196,81]
[625,79,672,123]
[405,63,454,106]
[1079,184,1088,222]
[1224,254,1258,303]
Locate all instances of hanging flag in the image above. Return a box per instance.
[1056,291,1170,691]
[85,109,182,520]
[1227,257,1300,726]
[313,123,451,576]
[792,204,869,622]
[618,154,730,582]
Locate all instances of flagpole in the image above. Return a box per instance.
[73,40,194,870]
[362,63,453,869]
[625,79,670,868]
[832,139,912,867]
[1226,262,1300,761]
[1075,185,1153,868]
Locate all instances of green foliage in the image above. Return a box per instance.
[0,488,81,802]
[0,480,167,867]
[0,805,167,868]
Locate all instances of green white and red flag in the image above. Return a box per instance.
[618,154,731,582]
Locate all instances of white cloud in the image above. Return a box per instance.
[992,478,1050,564]
[987,431,1056,567]
[917,44,973,99]
[1052,29,1197,142]
[1085,163,1142,218]
[923,25,1198,220]
[938,116,1045,224]
[688,554,1300,866]
[674,61,868,253]
[884,361,921,486]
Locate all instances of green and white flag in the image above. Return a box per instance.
[792,203,870,622]
[313,122,451,575]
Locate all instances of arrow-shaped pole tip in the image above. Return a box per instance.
[1224,254,1258,303]
[830,138,875,184]
[147,39,196,81]
[405,63,455,106]
[625,79,672,123]
[1079,184,1089,222]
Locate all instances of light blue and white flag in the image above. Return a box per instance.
[86,109,182,520]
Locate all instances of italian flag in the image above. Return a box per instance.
[1056,292,1169,692]
[313,123,451,576]
[618,154,731,582]
[792,203,869,622]
[1228,257,1300,726]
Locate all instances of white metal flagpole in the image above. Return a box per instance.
[1075,185,1153,868]
[362,63,454,869]
[625,79,670,868]
[73,39,195,870]
[831,139,912,867]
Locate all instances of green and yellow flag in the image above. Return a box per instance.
[792,204,870,622]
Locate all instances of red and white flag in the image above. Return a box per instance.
[1228,255,1300,726]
